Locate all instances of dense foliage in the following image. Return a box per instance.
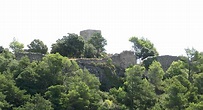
[1,36,203,109]
[27,39,48,54]
[129,37,158,60]
[88,33,107,58]
[9,38,24,53]
[51,33,107,58]
[51,33,85,58]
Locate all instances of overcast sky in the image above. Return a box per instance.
[1,0,203,56]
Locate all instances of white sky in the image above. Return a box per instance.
[1,0,203,56]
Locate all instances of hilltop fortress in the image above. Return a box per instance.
[15,51,180,72]
[15,29,180,72]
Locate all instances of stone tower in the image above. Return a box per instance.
[80,29,101,41]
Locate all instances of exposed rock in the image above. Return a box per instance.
[76,61,123,91]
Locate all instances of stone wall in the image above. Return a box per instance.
[156,55,180,71]
[75,58,108,64]
[14,52,179,72]
[75,51,136,69]
[80,29,101,41]
[15,52,44,61]
[111,51,136,69]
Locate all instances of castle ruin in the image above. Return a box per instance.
[156,55,180,71]
[15,52,44,62]
[80,29,101,41]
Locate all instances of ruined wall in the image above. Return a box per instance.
[75,51,136,69]
[111,51,136,68]
[75,58,108,64]
[111,51,136,69]
[156,55,180,71]
[80,29,101,41]
[15,52,44,61]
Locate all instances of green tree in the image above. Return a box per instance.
[109,87,128,109]
[51,33,84,58]
[98,99,116,110]
[185,48,198,81]
[45,69,102,110]
[9,38,24,53]
[34,53,76,94]
[62,69,102,109]
[124,65,156,110]
[13,94,53,110]
[0,73,30,109]
[60,81,91,110]
[0,46,4,53]
[164,75,191,109]
[27,39,48,54]
[88,33,107,58]
[0,49,15,73]
[193,73,203,94]
[186,102,203,110]
[148,61,165,92]
[165,60,188,79]
[129,37,158,61]
[0,92,10,109]
[16,63,40,95]
[45,85,66,110]
[84,43,97,58]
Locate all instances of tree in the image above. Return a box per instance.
[0,92,10,109]
[13,94,53,110]
[0,49,15,73]
[16,64,40,95]
[164,75,192,109]
[27,39,48,54]
[98,99,116,110]
[84,43,97,58]
[193,73,203,94]
[88,33,107,58]
[186,102,203,110]
[34,53,76,94]
[0,73,30,109]
[129,37,158,61]
[51,33,84,58]
[109,87,128,109]
[45,69,102,110]
[9,38,24,53]
[165,60,188,79]
[148,61,165,92]
[0,46,4,53]
[124,65,156,109]
[185,48,198,81]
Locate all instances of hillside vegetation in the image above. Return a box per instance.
[1,35,203,110]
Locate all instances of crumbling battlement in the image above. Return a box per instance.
[15,52,44,61]
[14,51,136,69]
[156,55,180,71]
[75,58,108,64]
[111,51,136,69]
[74,51,136,69]
[80,29,101,41]
[15,51,180,71]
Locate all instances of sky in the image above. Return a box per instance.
[1,0,203,56]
